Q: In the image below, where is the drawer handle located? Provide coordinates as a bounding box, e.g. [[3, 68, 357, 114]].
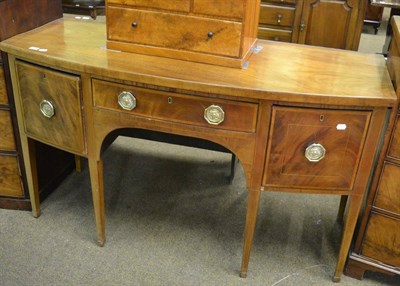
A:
[[118, 91, 137, 111], [131, 21, 138, 28], [208, 32, 214, 39], [305, 143, 326, 162], [39, 100, 55, 118], [300, 21, 306, 32], [277, 14, 283, 24], [204, 105, 224, 125]]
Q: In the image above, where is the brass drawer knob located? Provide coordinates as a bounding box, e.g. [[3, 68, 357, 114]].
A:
[[277, 14, 283, 24], [305, 143, 326, 162], [39, 100, 55, 118], [118, 91, 136, 111], [204, 105, 224, 125]]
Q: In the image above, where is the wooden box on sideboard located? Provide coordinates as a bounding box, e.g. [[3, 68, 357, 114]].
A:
[[106, 0, 261, 68]]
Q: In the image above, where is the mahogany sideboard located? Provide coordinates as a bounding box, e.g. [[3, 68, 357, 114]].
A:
[[345, 15, 400, 280], [0, 16, 396, 282]]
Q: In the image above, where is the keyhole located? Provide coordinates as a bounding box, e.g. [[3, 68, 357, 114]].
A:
[[168, 97, 173, 104], [320, 115, 324, 122]]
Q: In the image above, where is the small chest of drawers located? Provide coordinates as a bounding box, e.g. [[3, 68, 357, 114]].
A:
[[106, 0, 261, 68], [258, 0, 300, 43]]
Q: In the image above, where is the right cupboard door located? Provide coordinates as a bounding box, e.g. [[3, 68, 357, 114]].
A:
[[297, 0, 360, 50]]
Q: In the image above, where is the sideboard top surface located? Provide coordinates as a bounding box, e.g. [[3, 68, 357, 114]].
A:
[[0, 15, 396, 107]]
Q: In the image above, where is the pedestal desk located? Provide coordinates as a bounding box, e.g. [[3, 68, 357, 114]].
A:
[[0, 16, 396, 282]]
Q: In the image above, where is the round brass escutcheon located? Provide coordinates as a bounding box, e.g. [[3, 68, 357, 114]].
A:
[[39, 100, 55, 118], [305, 143, 326, 162], [204, 105, 225, 125], [118, 91, 136, 111]]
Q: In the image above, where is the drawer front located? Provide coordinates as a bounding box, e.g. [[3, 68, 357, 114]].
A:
[[388, 114, 400, 159], [258, 27, 292, 42], [0, 67, 7, 105], [107, 0, 190, 12], [92, 79, 258, 133], [263, 107, 371, 190], [0, 155, 23, 197], [263, 0, 296, 4], [361, 213, 400, 267], [107, 7, 242, 57], [192, 0, 244, 19], [16, 61, 85, 154], [374, 162, 400, 215], [0, 109, 16, 151], [259, 4, 295, 28]]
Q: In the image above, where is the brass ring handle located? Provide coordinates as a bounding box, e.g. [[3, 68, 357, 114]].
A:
[[204, 105, 225, 125], [305, 143, 326, 162], [39, 100, 55, 118], [277, 14, 283, 24], [118, 91, 137, 111]]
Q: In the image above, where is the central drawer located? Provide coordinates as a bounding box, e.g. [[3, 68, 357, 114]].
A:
[[107, 7, 242, 57], [263, 107, 371, 190], [92, 79, 258, 133]]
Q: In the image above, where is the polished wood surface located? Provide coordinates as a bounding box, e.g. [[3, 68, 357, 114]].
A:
[[0, 17, 395, 107], [345, 16, 400, 280], [264, 107, 370, 190], [16, 61, 85, 154], [0, 17, 397, 282]]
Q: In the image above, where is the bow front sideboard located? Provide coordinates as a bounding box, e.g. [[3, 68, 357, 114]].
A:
[[0, 16, 396, 282]]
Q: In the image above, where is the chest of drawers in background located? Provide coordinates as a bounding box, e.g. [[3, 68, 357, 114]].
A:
[[0, 0, 74, 210], [345, 16, 400, 280], [106, 0, 261, 68], [0, 50, 24, 200], [257, 0, 366, 50]]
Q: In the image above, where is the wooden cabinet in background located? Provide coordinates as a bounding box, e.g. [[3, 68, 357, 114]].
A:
[[345, 16, 400, 280], [364, 0, 384, 34], [258, 0, 366, 50], [0, 0, 74, 210]]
